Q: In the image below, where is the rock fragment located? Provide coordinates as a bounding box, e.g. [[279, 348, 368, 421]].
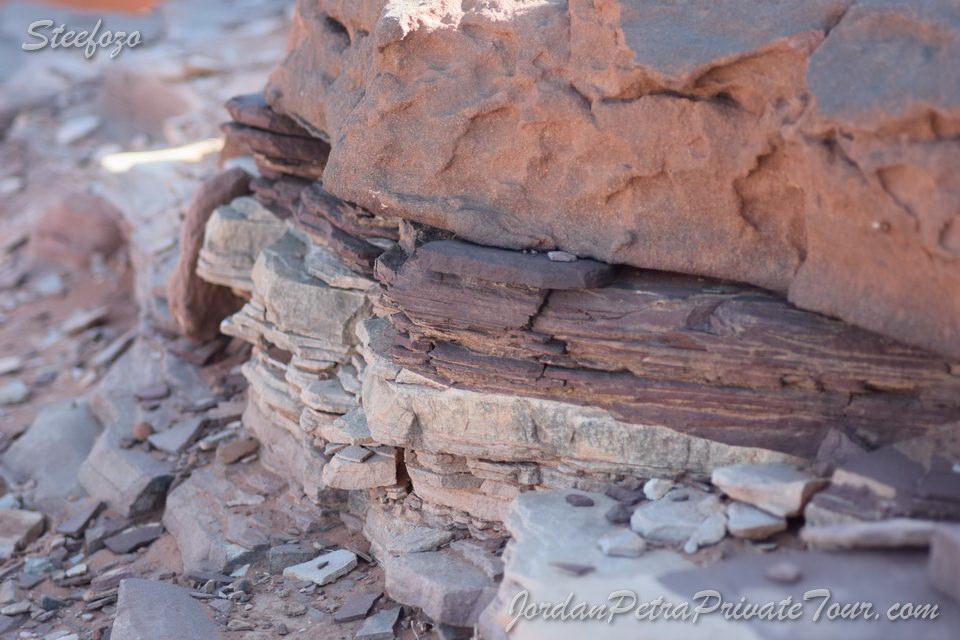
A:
[[725, 502, 787, 540], [0, 379, 29, 406], [643, 478, 675, 501], [267, 543, 316, 574], [111, 579, 221, 640], [216, 437, 259, 464], [56, 498, 104, 537], [711, 463, 826, 517], [597, 530, 647, 558], [356, 606, 400, 640], [282, 549, 357, 586], [147, 417, 206, 454], [104, 522, 164, 554], [0, 509, 44, 559], [334, 591, 381, 623], [630, 489, 718, 544]]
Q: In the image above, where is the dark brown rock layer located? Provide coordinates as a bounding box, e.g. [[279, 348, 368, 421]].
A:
[[376, 240, 960, 457]]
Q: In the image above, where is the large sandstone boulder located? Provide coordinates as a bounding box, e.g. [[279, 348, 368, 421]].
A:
[[266, 0, 960, 358]]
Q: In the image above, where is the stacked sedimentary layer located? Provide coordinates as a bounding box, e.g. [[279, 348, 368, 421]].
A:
[[266, 0, 960, 359], [372, 240, 960, 460], [199, 94, 399, 502]]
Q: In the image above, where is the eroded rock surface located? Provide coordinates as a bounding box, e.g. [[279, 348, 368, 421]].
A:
[[266, 0, 960, 358]]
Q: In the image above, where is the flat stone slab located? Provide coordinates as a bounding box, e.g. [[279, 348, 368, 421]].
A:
[[726, 501, 786, 540], [2, 400, 100, 516], [712, 463, 826, 517], [56, 498, 104, 537], [320, 408, 375, 445], [630, 488, 720, 544], [334, 591, 382, 623], [282, 549, 357, 586], [147, 417, 206, 454], [322, 447, 396, 490], [78, 433, 173, 518], [383, 550, 496, 628], [301, 378, 356, 414], [104, 522, 164, 554], [111, 579, 221, 640], [414, 240, 616, 290], [356, 606, 400, 640]]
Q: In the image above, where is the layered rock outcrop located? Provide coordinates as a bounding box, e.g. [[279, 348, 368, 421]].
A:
[[266, 0, 960, 358], [184, 2, 960, 632]]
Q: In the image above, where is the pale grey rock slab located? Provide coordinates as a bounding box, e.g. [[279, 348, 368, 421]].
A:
[[162, 466, 272, 575], [597, 530, 647, 558], [283, 549, 357, 586], [449, 539, 504, 579], [630, 488, 720, 544], [301, 378, 356, 414], [383, 550, 496, 627], [304, 242, 375, 290], [478, 490, 693, 640], [320, 407, 375, 446], [356, 606, 400, 640], [643, 477, 675, 500], [147, 417, 206, 454], [725, 501, 787, 540], [111, 579, 221, 640], [363, 505, 456, 557], [2, 400, 100, 516], [711, 463, 826, 517], [321, 449, 396, 490]]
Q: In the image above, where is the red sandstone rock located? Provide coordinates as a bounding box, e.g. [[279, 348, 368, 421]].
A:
[[29, 192, 125, 269], [167, 168, 250, 341], [266, 0, 960, 358]]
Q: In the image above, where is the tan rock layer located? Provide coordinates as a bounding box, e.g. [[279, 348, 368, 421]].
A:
[[376, 240, 960, 457]]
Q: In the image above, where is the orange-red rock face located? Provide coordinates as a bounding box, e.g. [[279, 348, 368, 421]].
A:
[[266, 0, 960, 358]]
